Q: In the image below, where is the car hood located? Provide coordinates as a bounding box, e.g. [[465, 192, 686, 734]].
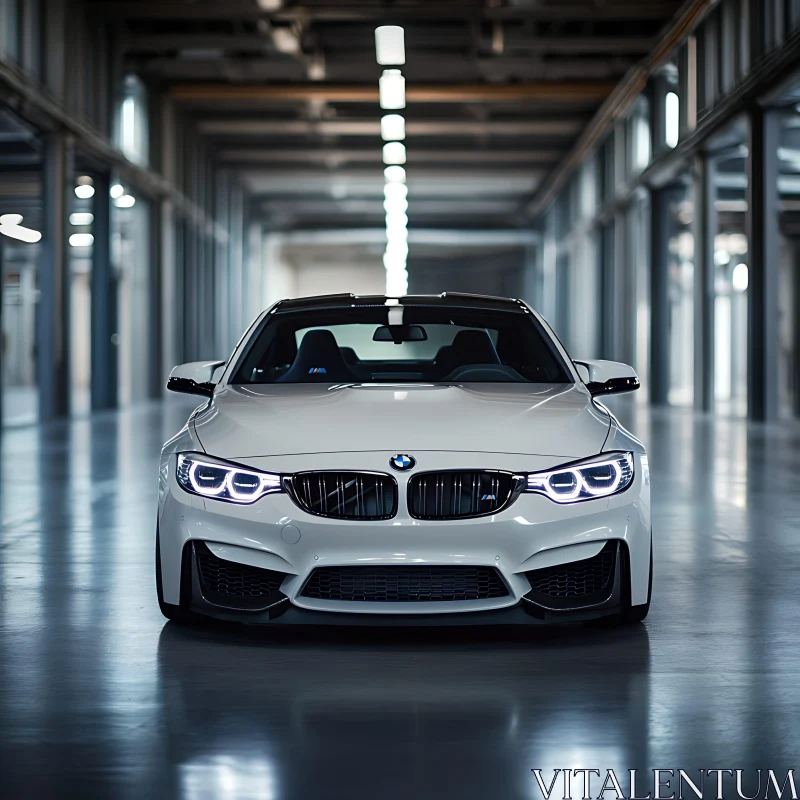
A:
[[192, 383, 610, 459]]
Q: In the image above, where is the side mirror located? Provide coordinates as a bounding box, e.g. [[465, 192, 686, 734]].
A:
[[167, 361, 226, 398], [574, 359, 640, 396]]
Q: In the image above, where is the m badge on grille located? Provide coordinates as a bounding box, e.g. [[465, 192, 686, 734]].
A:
[[390, 454, 415, 471]]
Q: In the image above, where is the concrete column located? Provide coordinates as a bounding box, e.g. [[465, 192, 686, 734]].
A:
[[158, 95, 179, 377], [229, 181, 245, 343], [148, 197, 163, 398], [746, 106, 781, 421], [183, 221, 197, 361], [649, 186, 675, 405], [746, 0, 765, 65], [693, 154, 715, 413], [245, 221, 264, 325], [159, 198, 177, 384], [600, 219, 616, 359], [37, 132, 71, 420], [90, 171, 117, 410], [214, 169, 231, 355], [175, 217, 186, 363], [0, 236, 4, 426], [519, 243, 540, 311]]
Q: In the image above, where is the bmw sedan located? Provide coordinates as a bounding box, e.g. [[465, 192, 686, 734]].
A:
[[156, 292, 651, 626]]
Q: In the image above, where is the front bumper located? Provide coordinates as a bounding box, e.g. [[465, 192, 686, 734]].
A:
[[183, 539, 627, 625], [157, 451, 651, 625]]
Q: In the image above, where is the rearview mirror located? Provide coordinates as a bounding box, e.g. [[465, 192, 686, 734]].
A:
[[372, 324, 428, 343], [167, 360, 226, 398], [574, 359, 640, 396]]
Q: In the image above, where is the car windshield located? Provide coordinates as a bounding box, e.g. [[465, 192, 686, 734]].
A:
[[230, 304, 571, 384]]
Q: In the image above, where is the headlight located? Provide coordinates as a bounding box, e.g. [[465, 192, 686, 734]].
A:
[[176, 453, 282, 504], [525, 452, 634, 503]]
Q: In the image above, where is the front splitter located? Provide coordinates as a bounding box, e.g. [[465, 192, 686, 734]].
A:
[[188, 596, 623, 627]]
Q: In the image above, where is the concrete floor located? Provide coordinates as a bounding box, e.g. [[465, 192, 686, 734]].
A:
[[1, 398, 799, 799]]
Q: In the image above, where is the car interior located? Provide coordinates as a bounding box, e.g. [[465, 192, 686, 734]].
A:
[[273, 327, 528, 383], [233, 317, 571, 385]]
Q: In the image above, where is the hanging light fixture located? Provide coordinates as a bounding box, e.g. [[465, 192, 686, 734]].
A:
[[376, 28, 410, 296], [379, 69, 405, 110], [375, 26, 405, 66], [69, 233, 95, 247], [384, 165, 406, 183], [0, 214, 42, 243], [380, 114, 406, 141], [382, 142, 407, 165]]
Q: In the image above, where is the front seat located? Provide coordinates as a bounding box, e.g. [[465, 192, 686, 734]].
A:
[[438, 329, 501, 377], [338, 346, 370, 381], [277, 330, 355, 382]]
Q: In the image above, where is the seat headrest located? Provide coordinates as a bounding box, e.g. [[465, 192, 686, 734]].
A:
[[449, 330, 501, 365], [339, 346, 360, 366], [276, 329, 355, 382], [295, 330, 342, 374]]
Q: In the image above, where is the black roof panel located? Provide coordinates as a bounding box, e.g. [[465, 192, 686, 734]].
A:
[[405, 292, 525, 311], [274, 292, 526, 314]]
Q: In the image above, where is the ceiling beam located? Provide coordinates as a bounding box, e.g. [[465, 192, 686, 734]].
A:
[[217, 148, 566, 164], [199, 118, 585, 137], [243, 167, 543, 188], [133, 56, 633, 84], [0, 131, 37, 143], [271, 228, 540, 246], [255, 195, 535, 207], [171, 81, 615, 104], [0, 177, 40, 196], [277, 3, 681, 22], [126, 33, 653, 56], [87, 1, 682, 22], [258, 198, 525, 216]]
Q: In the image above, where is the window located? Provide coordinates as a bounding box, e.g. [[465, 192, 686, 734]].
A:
[[657, 56, 687, 147], [0, 0, 20, 62], [665, 92, 680, 148], [720, 0, 737, 92], [697, 11, 722, 113], [115, 75, 149, 165], [232, 306, 572, 385], [629, 97, 651, 174], [603, 136, 616, 200]]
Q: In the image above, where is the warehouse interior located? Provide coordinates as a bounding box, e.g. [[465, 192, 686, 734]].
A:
[[1, 0, 800, 797]]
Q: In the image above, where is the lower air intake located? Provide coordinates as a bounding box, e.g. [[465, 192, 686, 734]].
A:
[[194, 541, 286, 608], [524, 541, 617, 603], [300, 565, 509, 602]]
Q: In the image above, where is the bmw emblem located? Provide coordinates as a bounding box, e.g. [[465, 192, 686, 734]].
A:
[[390, 454, 415, 471]]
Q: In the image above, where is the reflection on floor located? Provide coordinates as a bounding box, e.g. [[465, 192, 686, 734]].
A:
[[0, 398, 799, 798], [1, 385, 38, 427]]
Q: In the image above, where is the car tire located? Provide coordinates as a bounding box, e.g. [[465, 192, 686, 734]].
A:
[[156, 528, 198, 624], [618, 537, 652, 624]]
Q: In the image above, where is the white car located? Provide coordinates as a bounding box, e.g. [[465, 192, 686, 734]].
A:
[[156, 292, 651, 626]]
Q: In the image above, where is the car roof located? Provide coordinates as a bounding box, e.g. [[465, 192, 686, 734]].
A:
[[273, 292, 528, 314]]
